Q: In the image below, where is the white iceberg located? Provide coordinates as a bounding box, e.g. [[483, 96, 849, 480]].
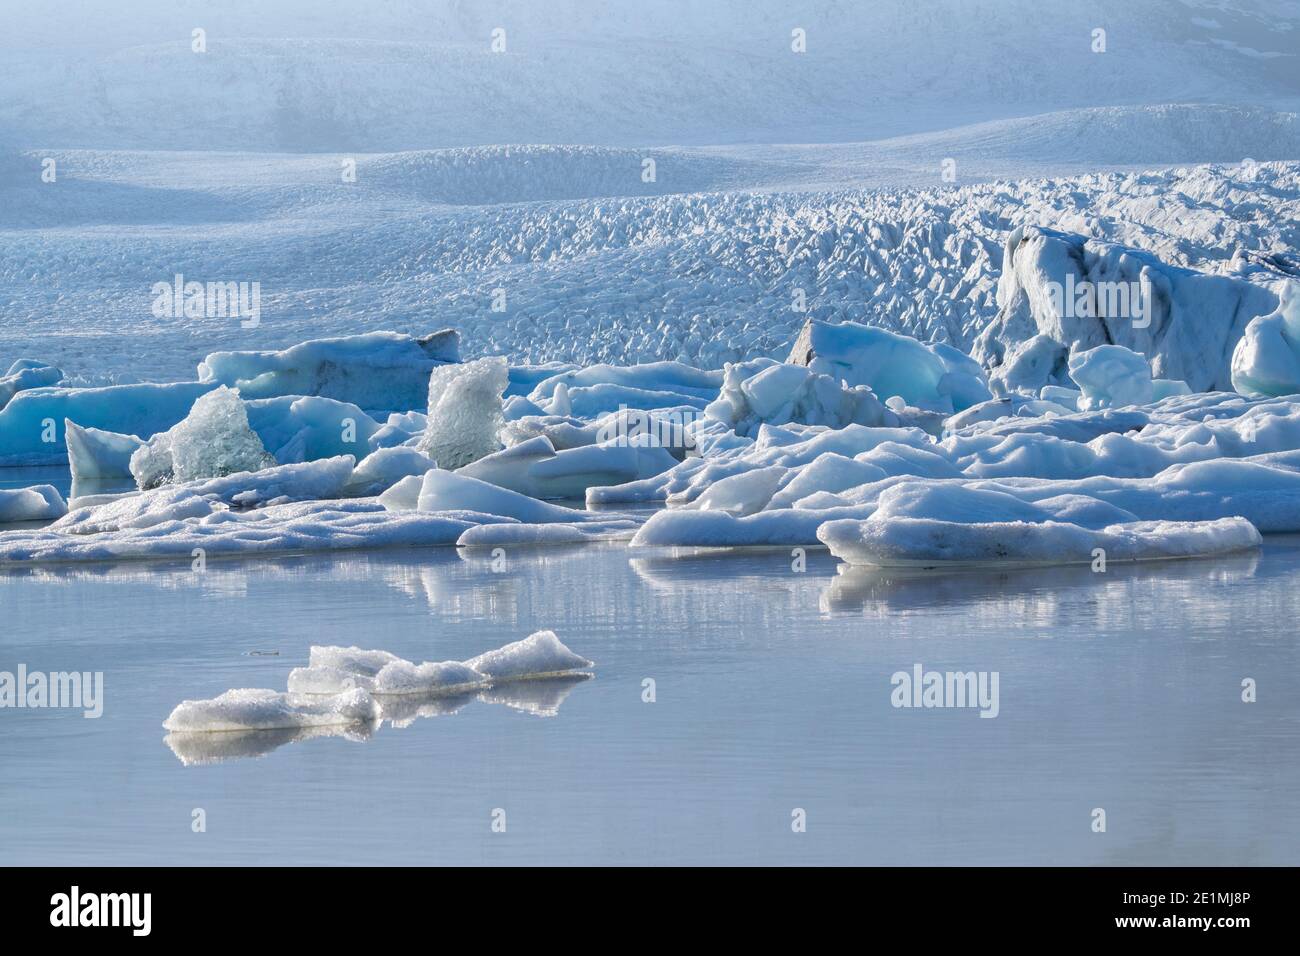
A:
[[1231, 284, 1300, 398], [344, 446, 434, 497], [198, 329, 460, 412], [818, 515, 1261, 568], [457, 435, 677, 500], [163, 687, 381, 733], [0, 485, 67, 522], [973, 225, 1278, 393], [64, 420, 144, 481], [0, 360, 62, 411], [1067, 344, 1155, 410], [787, 319, 991, 413]]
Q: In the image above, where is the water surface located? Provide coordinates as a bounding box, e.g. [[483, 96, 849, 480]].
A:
[[1, 537, 1298, 865]]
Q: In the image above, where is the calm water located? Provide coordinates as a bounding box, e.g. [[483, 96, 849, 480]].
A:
[[1, 536, 1298, 865]]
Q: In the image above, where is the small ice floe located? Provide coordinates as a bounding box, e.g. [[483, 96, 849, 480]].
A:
[[162, 686, 382, 734], [817, 515, 1262, 568], [0, 485, 67, 523], [162, 631, 595, 763]]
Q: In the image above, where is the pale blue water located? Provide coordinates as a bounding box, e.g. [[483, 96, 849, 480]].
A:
[[1, 538, 1299, 865]]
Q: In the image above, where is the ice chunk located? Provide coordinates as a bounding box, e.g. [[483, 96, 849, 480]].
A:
[[288, 648, 487, 697], [1231, 285, 1300, 398], [345, 446, 434, 496], [130, 386, 276, 487], [0, 485, 67, 522], [64, 420, 144, 481], [686, 464, 787, 516], [245, 396, 380, 464], [818, 515, 1262, 568], [705, 359, 899, 437], [0, 381, 214, 466], [163, 687, 381, 733], [1068, 344, 1154, 410], [3, 499, 502, 564], [377, 474, 423, 511], [974, 225, 1278, 393], [0, 360, 62, 411], [411, 468, 600, 523], [463, 630, 594, 682], [198, 330, 460, 412], [990, 334, 1069, 396], [417, 356, 509, 469], [458, 435, 677, 499], [787, 319, 991, 412]]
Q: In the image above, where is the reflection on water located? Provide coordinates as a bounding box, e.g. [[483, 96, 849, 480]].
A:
[[2, 537, 1299, 865]]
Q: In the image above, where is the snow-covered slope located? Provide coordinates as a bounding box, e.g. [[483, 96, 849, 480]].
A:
[[3, 1, 1297, 149]]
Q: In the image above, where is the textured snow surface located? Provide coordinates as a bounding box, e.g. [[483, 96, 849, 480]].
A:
[[165, 631, 593, 733], [4, 161, 1298, 383]]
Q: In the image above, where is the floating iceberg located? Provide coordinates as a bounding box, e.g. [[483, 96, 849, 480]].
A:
[[0, 485, 67, 522], [287, 646, 488, 697], [0, 381, 214, 466], [787, 319, 991, 413], [1231, 284, 1300, 398], [344, 446, 434, 496], [130, 386, 277, 487], [463, 630, 594, 682], [163, 687, 382, 733], [198, 329, 460, 412], [417, 356, 509, 469], [818, 515, 1261, 568], [166, 631, 593, 733], [457, 435, 677, 499], [406, 467, 610, 524], [973, 225, 1279, 393], [704, 358, 899, 437], [64, 420, 143, 481], [1067, 344, 1154, 410]]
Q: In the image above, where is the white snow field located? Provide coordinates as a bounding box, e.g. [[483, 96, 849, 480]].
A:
[[2, 0, 1299, 570]]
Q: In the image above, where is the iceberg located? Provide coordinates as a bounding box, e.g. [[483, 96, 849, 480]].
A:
[[408, 468, 608, 523], [0, 381, 215, 466], [704, 358, 899, 437], [973, 225, 1279, 393], [129, 386, 277, 487], [0, 485, 67, 522], [417, 356, 509, 469], [166, 631, 593, 733], [457, 435, 677, 500], [64, 420, 144, 481], [1231, 284, 1300, 398], [787, 319, 991, 413], [198, 329, 460, 412], [0, 360, 62, 411], [1067, 344, 1155, 410], [344, 446, 434, 497], [163, 687, 382, 733]]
